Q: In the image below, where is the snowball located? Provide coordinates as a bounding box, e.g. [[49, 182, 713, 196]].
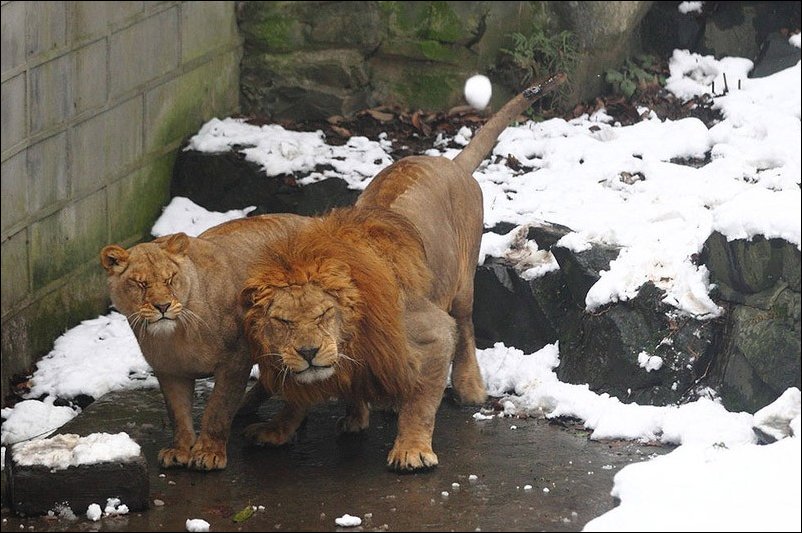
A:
[[464, 75, 492, 110], [335, 513, 362, 527], [186, 518, 210, 532], [86, 504, 102, 522]]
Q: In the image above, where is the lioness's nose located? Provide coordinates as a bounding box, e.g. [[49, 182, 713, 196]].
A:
[[296, 346, 319, 362], [154, 303, 170, 314]]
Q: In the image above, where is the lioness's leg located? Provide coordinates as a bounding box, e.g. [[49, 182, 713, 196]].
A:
[[189, 360, 251, 470], [449, 284, 487, 405], [336, 400, 370, 434], [244, 401, 308, 446], [157, 374, 196, 468], [387, 303, 455, 471]]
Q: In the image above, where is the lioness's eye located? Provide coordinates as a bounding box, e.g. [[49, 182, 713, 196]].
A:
[[271, 317, 291, 325], [166, 273, 175, 285]]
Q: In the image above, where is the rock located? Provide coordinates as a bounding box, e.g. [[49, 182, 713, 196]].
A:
[[557, 282, 718, 405], [701, 232, 800, 298], [702, 232, 801, 413], [551, 242, 622, 308], [473, 258, 574, 353], [711, 289, 801, 413], [6, 450, 149, 517], [172, 149, 358, 216], [752, 31, 802, 78]]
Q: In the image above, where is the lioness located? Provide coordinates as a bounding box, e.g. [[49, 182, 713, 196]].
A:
[[240, 76, 566, 471], [100, 213, 307, 470]]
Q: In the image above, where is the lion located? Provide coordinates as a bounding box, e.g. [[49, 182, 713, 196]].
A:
[[99, 213, 307, 471], [241, 207, 457, 471], [240, 76, 566, 471]]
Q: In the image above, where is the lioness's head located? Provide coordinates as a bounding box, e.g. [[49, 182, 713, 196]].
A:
[[242, 257, 361, 385], [100, 233, 196, 337]]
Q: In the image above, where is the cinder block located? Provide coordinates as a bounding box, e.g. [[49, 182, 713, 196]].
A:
[[29, 55, 72, 135], [1, 150, 28, 233], [1, 1, 26, 74], [30, 191, 107, 290], [1, 229, 29, 315], [181, 1, 238, 64], [6, 448, 149, 517], [73, 39, 108, 115], [70, 1, 144, 43], [70, 97, 142, 192], [25, 1, 67, 59], [1, 73, 27, 152], [109, 9, 178, 98], [27, 132, 68, 214]]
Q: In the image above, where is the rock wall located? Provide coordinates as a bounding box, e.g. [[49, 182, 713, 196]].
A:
[[238, 1, 653, 119]]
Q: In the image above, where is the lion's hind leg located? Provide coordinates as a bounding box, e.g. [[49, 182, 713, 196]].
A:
[[337, 400, 370, 434], [449, 281, 487, 405], [244, 401, 308, 446], [387, 300, 456, 472]]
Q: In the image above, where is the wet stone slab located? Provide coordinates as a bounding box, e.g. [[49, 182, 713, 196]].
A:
[[1, 383, 671, 531]]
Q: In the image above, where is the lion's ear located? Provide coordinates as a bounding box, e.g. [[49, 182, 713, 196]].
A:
[[241, 282, 274, 310], [161, 232, 190, 255], [100, 245, 129, 274], [240, 285, 260, 309]]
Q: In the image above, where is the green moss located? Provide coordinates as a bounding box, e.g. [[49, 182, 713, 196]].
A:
[[395, 70, 461, 110], [418, 39, 457, 62], [109, 154, 173, 245], [417, 1, 463, 42]]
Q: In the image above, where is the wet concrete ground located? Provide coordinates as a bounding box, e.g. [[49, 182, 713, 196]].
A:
[[1, 383, 670, 531]]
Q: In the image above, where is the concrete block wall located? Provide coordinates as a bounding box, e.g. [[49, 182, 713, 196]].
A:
[[1, 1, 242, 403]]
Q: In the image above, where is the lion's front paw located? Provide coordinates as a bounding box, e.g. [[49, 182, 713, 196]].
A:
[[244, 422, 296, 446], [386, 442, 438, 472], [188, 438, 227, 471], [158, 446, 192, 468]]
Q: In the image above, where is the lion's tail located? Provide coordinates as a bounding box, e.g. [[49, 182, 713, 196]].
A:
[[453, 72, 567, 175]]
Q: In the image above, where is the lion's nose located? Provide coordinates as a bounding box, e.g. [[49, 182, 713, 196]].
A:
[[296, 346, 319, 362], [154, 303, 170, 314]]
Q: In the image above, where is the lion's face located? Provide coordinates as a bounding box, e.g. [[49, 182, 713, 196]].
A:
[[255, 283, 347, 384], [101, 233, 196, 338]]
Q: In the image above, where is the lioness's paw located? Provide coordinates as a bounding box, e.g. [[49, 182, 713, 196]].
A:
[[386, 444, 438, 472], [244, 422, 296, 446], [158, 447, 192, 468]]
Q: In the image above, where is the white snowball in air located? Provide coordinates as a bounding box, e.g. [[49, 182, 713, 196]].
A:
[[464, 74, 492, 110]]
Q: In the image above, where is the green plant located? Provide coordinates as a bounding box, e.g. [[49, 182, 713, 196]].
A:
[[499, 28, 578, 113], [605, 54, 667, 99]]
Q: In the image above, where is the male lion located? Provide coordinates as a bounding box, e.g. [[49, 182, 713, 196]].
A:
[[100, 213, 306, 470], [240, 76, 566, 471]]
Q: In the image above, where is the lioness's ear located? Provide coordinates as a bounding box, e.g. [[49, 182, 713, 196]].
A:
[[161, 232, 189, 255], [100, 245, 129, 274]]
